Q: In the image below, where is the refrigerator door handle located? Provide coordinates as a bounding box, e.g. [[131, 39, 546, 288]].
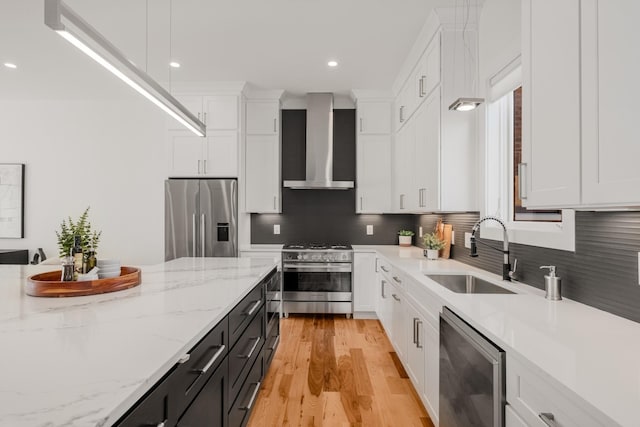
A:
[[201, 214, 206, 257], [192, 214, 197, 257]]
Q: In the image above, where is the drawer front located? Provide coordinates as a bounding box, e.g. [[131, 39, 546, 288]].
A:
[[116, 373, 172, 427], [229, 283, 265, 347], [507, 355, 610, 427], [263, 319, 280, 370], [229, 355, 264, 427], [177, 358, 228, 427], [229, 305, 265, 403], [173, 318, 228, 417]]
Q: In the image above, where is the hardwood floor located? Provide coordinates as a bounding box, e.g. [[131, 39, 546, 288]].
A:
[[247, 315, 433, 427]]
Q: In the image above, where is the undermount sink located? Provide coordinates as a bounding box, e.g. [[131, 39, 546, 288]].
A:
[[426, 274, 515, 294]]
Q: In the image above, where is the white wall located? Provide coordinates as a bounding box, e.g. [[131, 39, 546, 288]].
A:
[[0, 97, 167, 265]]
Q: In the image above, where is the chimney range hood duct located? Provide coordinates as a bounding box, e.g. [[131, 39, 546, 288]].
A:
[[283, 93, 354, 190]]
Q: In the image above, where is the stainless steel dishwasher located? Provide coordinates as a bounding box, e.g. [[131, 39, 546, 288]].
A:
[[440, 306, 506, 427]]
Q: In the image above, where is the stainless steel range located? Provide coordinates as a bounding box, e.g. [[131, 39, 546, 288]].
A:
[[282, 243, 353, 317]]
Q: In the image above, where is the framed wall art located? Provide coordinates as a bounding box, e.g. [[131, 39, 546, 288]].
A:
[[0, 164, 25, 238]]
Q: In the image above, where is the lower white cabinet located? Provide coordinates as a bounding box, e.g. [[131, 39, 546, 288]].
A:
[[422, 318, 439, 423], [168, 131, 238, 177], [245, 135, 280, 213], [389, 279, 407, 362], [405, 301, 426, 394], [377, 274, 393, 337], [353, 252, 377, 313]]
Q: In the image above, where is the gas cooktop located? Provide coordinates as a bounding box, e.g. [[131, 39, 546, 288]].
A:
[[283, 243, 352, 251]]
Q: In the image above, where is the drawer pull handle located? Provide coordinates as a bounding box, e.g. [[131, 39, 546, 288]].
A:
[[246, 299, 262, 316], [270, 334, 280, 351], [539, 413, 558, 427], [380, 266, 390, 273], [177, 354, 190, 364], [240, 337, 261, 359], [241, 381, 262, 411], [392, 294, 401, 302], [195, 344, 226, 375], [416, 320, 423, 348], [392, 276, 402, 284]]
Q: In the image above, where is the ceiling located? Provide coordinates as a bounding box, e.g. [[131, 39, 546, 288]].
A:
[[0, 0, 456, 100]]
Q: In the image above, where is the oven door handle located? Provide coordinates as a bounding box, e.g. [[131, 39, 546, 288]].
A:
[[283, 263, 352, 273]]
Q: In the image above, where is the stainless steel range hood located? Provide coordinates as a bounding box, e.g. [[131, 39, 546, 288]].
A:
[[283, 93, 354, 190]]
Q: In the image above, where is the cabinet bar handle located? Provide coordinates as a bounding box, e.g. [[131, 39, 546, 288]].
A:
[[273, 196, 277, 210], [420, 76, 427, 97], [400, 194, 405, 210], [246, 299, 262, 316], [198, 159, 201, 174], [192, 214, 197, 256], [539, 413, 559, 427], [393, 276, 402, 284], [241, 381, 262, 411], [201, 214, 205, 257], [412, 317, 418, 344], [381, 280, 386, 298], [273, 118, 277, 133], [360, 197, 363, 211], [359, 118, 363, 132], [416, 320, 423, 348], [270, 334, 280, 351], [392, 294, 401, 302], [203, 159, 207, 174], [399, 106, 405, 123], [195, 344, 226, 374], [380, 266, 390, 273], [239, 337, 261, 359], [518, 162, 528, 200]]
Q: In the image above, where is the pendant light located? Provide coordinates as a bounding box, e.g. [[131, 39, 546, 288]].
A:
[[448, 0, 484, 112], [44, 0, 206, 137]]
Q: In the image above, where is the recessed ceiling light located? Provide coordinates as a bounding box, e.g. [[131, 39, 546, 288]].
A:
[[327, 60, 338, 67], [3, 62, 17, 69], [169, 61, 181, 68]]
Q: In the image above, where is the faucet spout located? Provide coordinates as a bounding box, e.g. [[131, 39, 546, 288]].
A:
[[470, 216, 512, 281]]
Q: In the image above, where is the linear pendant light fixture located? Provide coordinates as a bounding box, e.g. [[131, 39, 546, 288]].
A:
[[44, 0, 206, 137]]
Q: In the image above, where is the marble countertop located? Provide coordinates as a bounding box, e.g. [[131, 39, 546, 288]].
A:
[[0, 257, 278, 427], [355, 245, 636, 426]]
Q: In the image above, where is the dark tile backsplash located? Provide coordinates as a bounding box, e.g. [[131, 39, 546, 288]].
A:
[[416, 212, 640, 323]]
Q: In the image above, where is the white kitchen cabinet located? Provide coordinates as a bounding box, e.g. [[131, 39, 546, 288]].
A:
[[405, 300, 426, 397], [353, 252, 377, 313], [389, 279, 407, 362], [356, 135, 391, 213], [246, 101, 279, 135], [580, 0, 640, 206], [422, 33, 441, 101], [413, 90, 440, 212], [245, 135, 280, 213], [168, 131, 238, 177], [422, 318, 439, 423], [169, 95, 239, 131], [521, 0, 582, 208], [357, 101, 392, 135], [377, 274, 393, 339], [394, 121, 417, 211]]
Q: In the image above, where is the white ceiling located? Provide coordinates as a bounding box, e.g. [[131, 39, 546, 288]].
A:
[[0, 0, 455, 100]]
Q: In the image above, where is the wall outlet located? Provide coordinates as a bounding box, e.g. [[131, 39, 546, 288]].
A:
[[273, 224, 280, 235], [451, 230, 455, 245], [419, 226, 423, 237], [366, 225, 374, 235], [464, 232, 472, 249]]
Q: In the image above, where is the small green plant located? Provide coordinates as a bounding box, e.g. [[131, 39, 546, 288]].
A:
[[398, 230, 415, 236], [55, 207, 102, 257], [423, 232, 445, 250]]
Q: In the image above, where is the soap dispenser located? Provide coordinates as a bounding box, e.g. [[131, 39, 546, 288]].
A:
[[540, 265, 562, 301]]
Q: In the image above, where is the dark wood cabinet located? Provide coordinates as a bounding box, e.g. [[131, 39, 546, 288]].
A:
[[116, 370, 173, 427], [177, 358, 228, 427]]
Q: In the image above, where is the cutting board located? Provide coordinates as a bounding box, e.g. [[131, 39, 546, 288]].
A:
[[435, 220, 453, 259]]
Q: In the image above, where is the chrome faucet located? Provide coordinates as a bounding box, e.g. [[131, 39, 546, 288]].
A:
[[470, 216, 516, 281]]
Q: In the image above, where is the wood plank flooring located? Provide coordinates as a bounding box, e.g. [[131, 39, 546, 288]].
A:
[[247, 315, 433, 427]]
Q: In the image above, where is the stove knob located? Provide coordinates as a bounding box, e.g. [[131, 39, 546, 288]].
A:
[[297, 254, 302, 260]]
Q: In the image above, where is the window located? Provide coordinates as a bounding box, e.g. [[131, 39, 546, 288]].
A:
[[482, 60, 575, 252]]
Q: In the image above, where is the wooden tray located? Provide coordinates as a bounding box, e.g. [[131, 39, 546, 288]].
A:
[[26, 267, 141, 297]]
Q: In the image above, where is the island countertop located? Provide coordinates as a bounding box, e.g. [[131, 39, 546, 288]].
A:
[[0, 257, 278, 427]]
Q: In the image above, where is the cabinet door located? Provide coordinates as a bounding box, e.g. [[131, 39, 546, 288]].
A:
[[423, 33, 441, 99], [413, 92, 440, 212], [169, 132, 204, 177], [204, 131, 238, 177], [353, 252, 377, 312], [581, 0, 640, 206], [245, 135, 280, 213], [204, 95, 238, 130], [377, 275, 393, 336], [246, 101, 279, 135], [356, 135, 391, 213], [405, 302, 425, 397], [177, 358, 228, 427], [390, 283, 406, 362], [423, 320, 439, 423], [357, 101, 391, 135], [168, 95, 204, 130], [394, 121, 417, 212], [521, 0, 581, 208]]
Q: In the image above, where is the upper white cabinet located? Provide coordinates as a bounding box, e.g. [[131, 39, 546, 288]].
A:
[[413, 90, 440, 211], [394, 119, 417, 211], [246, 101, 279, 135], [244, 99, 281, 213], [357, 101, 392, 135], [355, 98, 393, 213], [580, 0, 640, 206], [522, 0, 640, 208], [168, 131, 238, 178], [169, 95, 239, 131]]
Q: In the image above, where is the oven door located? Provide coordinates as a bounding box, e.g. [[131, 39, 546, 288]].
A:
[[282, 263, 352, 301]]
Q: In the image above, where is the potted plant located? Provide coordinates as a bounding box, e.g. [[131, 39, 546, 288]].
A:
[[55, 207, 102, 258], [423, 232, 445, 260], [398, 230, 415, 247]]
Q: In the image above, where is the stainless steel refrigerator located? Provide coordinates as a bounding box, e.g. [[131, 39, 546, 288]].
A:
[[165, 179, 238, 260]]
